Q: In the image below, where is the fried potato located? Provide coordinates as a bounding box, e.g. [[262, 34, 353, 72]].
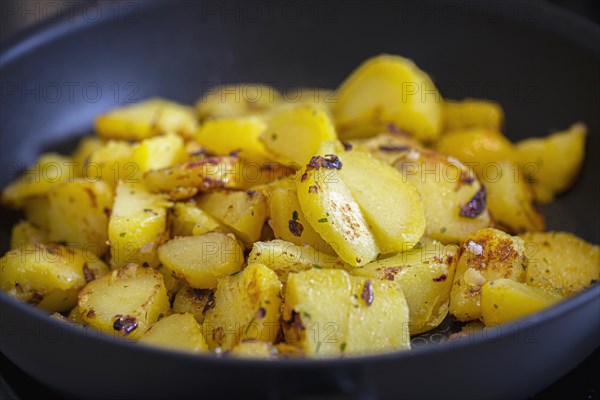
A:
[[139, 313, 208, 353]]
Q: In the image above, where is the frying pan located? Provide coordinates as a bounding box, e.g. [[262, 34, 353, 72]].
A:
[[1, 1, 599, 398]]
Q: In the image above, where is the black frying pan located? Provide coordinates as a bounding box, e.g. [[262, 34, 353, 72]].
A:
[[1, 1, 599, 399]]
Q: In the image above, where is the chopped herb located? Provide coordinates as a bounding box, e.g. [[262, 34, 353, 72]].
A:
[[433, 274, 447, 282], [291, 210, 299, 221], [440, 227, 447, 234], [340, 342, 347, 352], [315, 342, 322, 353], [318, 217, 328, 223], [271, 133, 278, 140], [312, 264, 322, 269], [143, 208, 153, 213], [119, 232, 126, 237]]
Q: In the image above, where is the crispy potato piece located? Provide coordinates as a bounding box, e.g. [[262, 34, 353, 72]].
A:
[[195, 116, 272, 162], [449, 228, 527, 322], [108, 182, 170, 269], [393, 148, 491, 244], [435, 129, 517, 178], [483, 161, 544, 233], [248, 240, 349, 283], [333, 54, 442, 141], [480, 279, 562, 326], [196, 84, 281, 120], [351, 240, 458, 335], [47, 179, 113, 256], [1, 153, 75, 208], [349, 131, 424, 165], [259, 105, 337, 165], [172, 285, 214, 324], [143, 157, 244, 199], [229, 341, 276, 358], [283, 269, 410, 356], [131, 132, 186, 173], [96, 98, 198, 140], [197, 190, 268, 244], [520, 231, 599, 297], [78, 264, 170, 339], [158, 265, 183, 301], [139, 313, 208, 353], [268, 187, 333, 253], [158, 233, 244, 289], [10, 220, 46, 249], [296, 143, 379, 267], [516, 123, 586, 204], [442, 99, 504, 132], [204, 264, 282, 350], [86, 140, 137, 188], [170, 201, 225, 237], [332, 142, 426, 254], [0, 244, 89, 312]]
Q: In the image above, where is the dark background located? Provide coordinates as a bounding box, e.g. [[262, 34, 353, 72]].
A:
[[0, 1, 598, 399]]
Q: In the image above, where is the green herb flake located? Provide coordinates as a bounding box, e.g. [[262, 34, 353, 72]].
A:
[[271, 132, 278, 141], [318, 218, 328, 223], [119, 232, 126, 237], [440, 227, 447, 233], [292, 210, 299, 221], [340, 342, 347, 352]]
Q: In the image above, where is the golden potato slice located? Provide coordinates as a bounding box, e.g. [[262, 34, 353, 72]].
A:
[[259, 105, 337, 165], [86, 140, 137, 188], [10, 220, 46, 249], [296, 144, 379, 267], [248, 240, 349, 283], [520, 231, 599, 297], [78, 264, 170, 339], [143, 157, 244, 199], [516, 123, 586, 204], [96, 98, 198, 140], [158, 232, 244, 289], [333, 54, 442, 141], [333, 142, 426, 254], [204, 264, 282, 350], [351, 240, 458, 335], [349, 131, 424, 165], [435, 128, 517, 178], [449, 228, 527, 322], [393, 148, 491, 244], [196, 83, 281, 120], [197, 190, 268, 244], [442, 99, 504, 132], [0, 244, 89, 312], [170, 201, 225, 237], [139, 313, 208, 353], [1, 153, 75, 208], [480, 279, 562, 326], [268, 187, 333, 253], [108, 182, 170, 269], [172, 285, 214, 324], [47, 179, 113, 256], [130, 132, 186, 173], [483, 161, 544, 233], [195, 116, 272, 162]]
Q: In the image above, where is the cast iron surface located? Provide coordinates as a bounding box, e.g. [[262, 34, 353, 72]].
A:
[[0, 1, 599, 399]]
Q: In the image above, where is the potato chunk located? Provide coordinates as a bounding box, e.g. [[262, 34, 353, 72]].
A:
[[1, 244, 88, 312], [78, 264, 170, 339], [393, 148, 491, 243], [158, 233, 244, 289], [108, 182, 169, 269], [268, 187, 333, 253], [333, 54, 442, 141], [195, 116, 272, 162], [480, 279, 562, 326], [296, 144, 379, 266], [86, 140, 137, 188], [139, 313, 208, 353], [483, 161, 544, 233], [349, 131, 424, 165], [172, 285, 214, 324], [130, 132, 185, 173], [197, 190, 268, 244], [283, 269, 410, 356], [143, 157, 244, 199], [516, 123, 586, 204], [248, 240, 349, 283], [449, 228, 527, 322], [442, 99, 504, 132], [1, 153, 75, 207], [47, 179, 113, 255], [170, 201, 225, 237], [96, 98, 198, 140], [435, 129, 517, 178], [351, 240, 458, 334], [520, 231, 599, 297], [333, 142, 426, 254], [10, 220, 46, 249], [195, 83, 281, 120], [204, 264, 282, 350], [259, 105, 337, 165]]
